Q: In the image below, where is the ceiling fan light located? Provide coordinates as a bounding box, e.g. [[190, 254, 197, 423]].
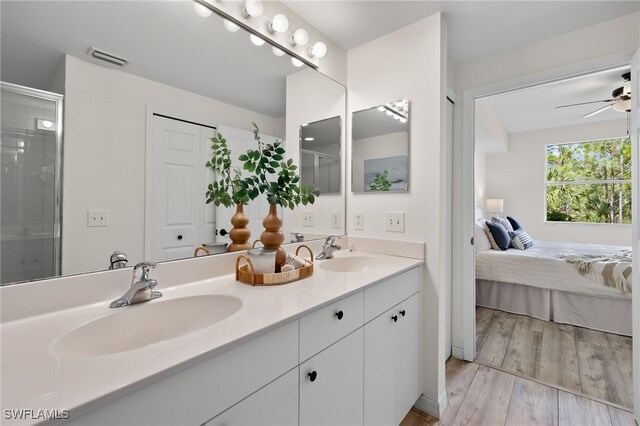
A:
[[612, 99, 631, 112]]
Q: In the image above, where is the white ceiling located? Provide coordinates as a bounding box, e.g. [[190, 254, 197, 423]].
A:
[[482, 66, 631, 134], [281, 1, 639, 64], [1, 1, 305, 117]]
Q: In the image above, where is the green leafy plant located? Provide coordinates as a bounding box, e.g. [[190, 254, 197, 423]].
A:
[[369, 169, 391, 191], [205, 132, 253, 207], [238, 123, 317, 209]]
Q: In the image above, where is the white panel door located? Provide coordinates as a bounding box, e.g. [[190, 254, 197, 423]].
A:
[[630, 47, 639, 424], [300, 329, 364, 426], [395, 294, 421, 424], [364, 307, 396, 426], [148, 115, 214, 261]]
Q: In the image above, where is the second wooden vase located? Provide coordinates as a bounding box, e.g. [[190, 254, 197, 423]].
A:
[[227, 204, 251, 252], [260, 204, 286, 272]]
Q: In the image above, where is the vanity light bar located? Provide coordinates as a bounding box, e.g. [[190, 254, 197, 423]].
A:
[[88, 47, 128, 67], [380, 106, 407, 120], [191, 0, 321, 69]]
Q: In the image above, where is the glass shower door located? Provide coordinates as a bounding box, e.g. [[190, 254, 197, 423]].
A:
[[1, 83, 63, 284]]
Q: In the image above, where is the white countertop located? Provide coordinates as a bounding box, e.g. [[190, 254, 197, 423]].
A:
[[0, 250, 423, 425]]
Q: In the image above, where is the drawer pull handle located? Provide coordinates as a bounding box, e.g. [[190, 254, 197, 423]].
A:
[[391, 315, 398, 322], [308, 371, 318, 382], [335, 310, 344, 320], [399, 310, 406, 317]]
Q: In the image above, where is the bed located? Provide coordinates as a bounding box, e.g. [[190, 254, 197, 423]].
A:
[[475, 240, 632, 336]]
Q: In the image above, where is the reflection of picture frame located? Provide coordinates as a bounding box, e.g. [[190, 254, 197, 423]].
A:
[[364, 155, 408, 191]]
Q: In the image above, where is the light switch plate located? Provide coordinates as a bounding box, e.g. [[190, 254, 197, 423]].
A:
[[330, 211, 341, 229], [302, 211, 315, 227], [353, 211, 364, 231], [87, 210, 109, 227], [385, 211, 405, 232]]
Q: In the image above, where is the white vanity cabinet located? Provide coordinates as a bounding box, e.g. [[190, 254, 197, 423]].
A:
[[364, 271, 421, 426]]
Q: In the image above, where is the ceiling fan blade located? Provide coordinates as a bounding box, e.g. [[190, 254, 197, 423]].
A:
[[555, 99, 614, 109], [582, 104, 613, 119]]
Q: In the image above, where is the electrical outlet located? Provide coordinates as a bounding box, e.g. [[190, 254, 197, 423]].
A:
[[302, 211, 315, 227], [385, 211, 405, 232], [353, 211, 364, 231], [87, 210, 109, 227], [330, 211, 341, 229]]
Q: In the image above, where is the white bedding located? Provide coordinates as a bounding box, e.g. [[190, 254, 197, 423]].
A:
[[475, 240, 631, 299]]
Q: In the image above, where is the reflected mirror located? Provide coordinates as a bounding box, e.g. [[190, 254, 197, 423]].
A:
[[300, 116, 341, 195], [0, 1, 346, 286], [352, 100, 410, 193]]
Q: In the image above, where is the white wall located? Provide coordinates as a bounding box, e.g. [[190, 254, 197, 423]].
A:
[[284, 68, 346, 239], [352, 131, 408, 192], [482, 118, 630, 246], [62, 55, 284, 274], [347, 13, 448, 413], [451, 12, 640, 353]]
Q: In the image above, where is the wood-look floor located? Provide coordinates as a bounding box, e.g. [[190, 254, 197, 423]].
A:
[[475, 307, 633, 409], [400, 358, 635, 426]]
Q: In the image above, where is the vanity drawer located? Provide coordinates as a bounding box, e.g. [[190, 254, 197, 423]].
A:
[[300, 291, 363, 362], [364, 267, 420, 322]]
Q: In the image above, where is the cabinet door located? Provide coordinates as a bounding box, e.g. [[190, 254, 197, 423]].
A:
[[206, 368, 298, 426], [363, 307, 397, 426], [300, 328, 364, 426], [395, 294, 420, 424]]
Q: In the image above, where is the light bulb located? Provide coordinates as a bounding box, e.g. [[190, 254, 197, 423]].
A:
[[193, 2, 213, 17], [291, 57, 304, 67], [250, 34, 265, 46], [304, 137, 315, 141], [242, 0, 263, 19], [272, 46, 285, 57], [400, 118, 407, 123], [291, 28, 309, 46], [393, 114, 400, 120], [42, 120, 54, 128], [268, 14, 289, 34], [377, 106, 385, 112], [385, 110, 392, 116], [309, 42, 327, 58], [223, 19, 240, 33]]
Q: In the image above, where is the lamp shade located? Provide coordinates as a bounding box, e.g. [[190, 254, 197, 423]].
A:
[[486, 198, 504, 213]]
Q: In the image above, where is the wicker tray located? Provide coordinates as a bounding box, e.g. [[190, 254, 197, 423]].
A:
[[236, 245, 314, 286]]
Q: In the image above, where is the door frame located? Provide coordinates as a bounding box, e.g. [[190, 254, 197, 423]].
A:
[[144, 105, 217, 259], [460, 52, 636, 362]]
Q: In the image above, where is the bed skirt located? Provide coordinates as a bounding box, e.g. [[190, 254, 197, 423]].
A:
[[476, 279, 631, 336]]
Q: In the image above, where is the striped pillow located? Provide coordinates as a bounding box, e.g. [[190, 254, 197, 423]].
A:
[[509, 229, 533, 250]]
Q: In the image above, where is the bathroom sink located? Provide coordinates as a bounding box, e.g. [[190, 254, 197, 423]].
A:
[[51, 295, 242, 358], [319, 256, 382, 272]]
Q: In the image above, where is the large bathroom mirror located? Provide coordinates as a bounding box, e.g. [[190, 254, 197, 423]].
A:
[[0, 1, 346, 286], [351, 100, 410, 193]]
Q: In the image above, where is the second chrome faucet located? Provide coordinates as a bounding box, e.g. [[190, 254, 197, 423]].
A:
[[109, 261, 162, 308]]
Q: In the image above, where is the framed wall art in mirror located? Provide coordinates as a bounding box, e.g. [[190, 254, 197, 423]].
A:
[[351, 99, 410, 193]]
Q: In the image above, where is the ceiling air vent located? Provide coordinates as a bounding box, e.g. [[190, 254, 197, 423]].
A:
[[87, 47, 129, 67]]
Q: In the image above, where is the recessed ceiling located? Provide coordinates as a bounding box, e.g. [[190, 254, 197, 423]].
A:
[[482, 66, 631, 134], [281, 1, 639, 64], [1, 1, 306, 117]]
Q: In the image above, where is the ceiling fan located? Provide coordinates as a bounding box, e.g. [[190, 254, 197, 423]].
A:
[[555, 72, 631, 118]]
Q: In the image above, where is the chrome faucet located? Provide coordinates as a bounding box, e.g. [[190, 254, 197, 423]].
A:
[[109, 261, 162, 308], [315, 236, 342, 260]]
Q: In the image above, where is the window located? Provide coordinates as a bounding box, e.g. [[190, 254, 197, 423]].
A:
[[546, 137, 631, 224]]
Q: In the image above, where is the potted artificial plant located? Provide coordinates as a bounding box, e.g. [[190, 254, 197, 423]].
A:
[[239, 123, 317, 270], [206, 131, 257, 252]]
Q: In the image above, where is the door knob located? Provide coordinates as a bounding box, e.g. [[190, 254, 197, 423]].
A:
[[308, 371, 318, 382], [219, 229, 228, 236]]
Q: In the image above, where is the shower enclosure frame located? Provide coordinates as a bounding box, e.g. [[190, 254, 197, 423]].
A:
[[1, 82, 64, 278]]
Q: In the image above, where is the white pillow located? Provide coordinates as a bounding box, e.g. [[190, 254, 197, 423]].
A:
[[474, 222, 492, 251]]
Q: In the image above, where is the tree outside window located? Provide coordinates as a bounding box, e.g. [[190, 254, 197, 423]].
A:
[[546, 138, 631, 224]]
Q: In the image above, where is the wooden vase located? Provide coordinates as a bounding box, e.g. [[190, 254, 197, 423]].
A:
[[260, 204, 286, 272], [227, 204, 252, 252]]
